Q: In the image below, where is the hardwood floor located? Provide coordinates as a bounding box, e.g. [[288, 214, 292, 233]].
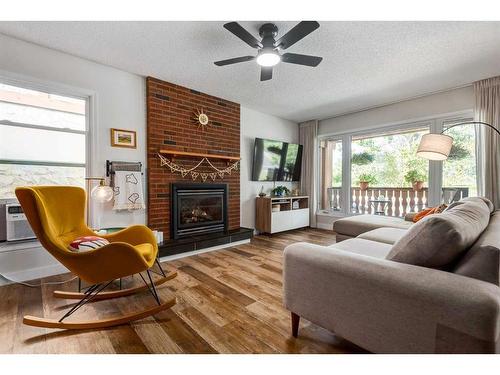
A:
[[0, 228, 365, 354]]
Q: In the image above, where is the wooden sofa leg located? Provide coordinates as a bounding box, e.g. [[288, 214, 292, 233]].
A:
[[291, 312, 300, 338]]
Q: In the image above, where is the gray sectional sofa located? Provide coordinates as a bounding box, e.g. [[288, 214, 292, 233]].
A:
[[283, 197, 500, 353]]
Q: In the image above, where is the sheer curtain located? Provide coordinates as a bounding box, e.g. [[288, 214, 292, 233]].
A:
[[475, 76, 500, 208], [299, 120, 318, 227]]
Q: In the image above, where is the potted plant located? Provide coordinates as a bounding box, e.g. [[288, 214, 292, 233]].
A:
[[404, 169, 427, 191], [358, 173, 377, 191], [271, 185, 291, 197]]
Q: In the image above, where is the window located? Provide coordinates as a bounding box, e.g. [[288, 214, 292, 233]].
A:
[[0, 82, 87, 199], [350, 126, 430, 215], [441, 119, 477, 202], [351, 127, 429, 188], [318, 114, 477, 218]]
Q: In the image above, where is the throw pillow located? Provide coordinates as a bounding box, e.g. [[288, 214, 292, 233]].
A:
[[386, 200, 490, 268], [412, 204, 447, 222], [444, 201, 464, 211], [461, 196, 495, 213], [68, 236, 110, 252], [412, 207, 434, 222], [444, 197, 494, 213]]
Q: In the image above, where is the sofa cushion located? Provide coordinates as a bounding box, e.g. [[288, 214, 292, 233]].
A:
[[329, 238, 392, 259], [453, 210, 500, 285], [357, 228, 408, 245], [333, 214, 413, 238], [386, 200, 490, 268], [445, 196, 494, 213], [461, 196, 495, 213]]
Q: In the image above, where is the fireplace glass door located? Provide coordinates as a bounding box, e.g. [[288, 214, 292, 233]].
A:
[[172, 185, 228, 238]]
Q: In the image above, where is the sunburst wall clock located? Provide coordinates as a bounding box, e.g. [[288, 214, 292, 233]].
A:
[[193, 108, 211, 130]]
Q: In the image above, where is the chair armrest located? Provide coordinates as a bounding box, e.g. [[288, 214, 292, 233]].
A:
[[63, 242, 151, 284], [283, 242, 500, 353], [101, 225, 157, 248]]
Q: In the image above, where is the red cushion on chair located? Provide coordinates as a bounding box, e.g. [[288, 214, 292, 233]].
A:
[[68, 236, 110, 252]]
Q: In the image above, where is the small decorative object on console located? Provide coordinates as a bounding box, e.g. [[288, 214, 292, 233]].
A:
[[258, 185, 267, 197], [271, 185, 290, 197]]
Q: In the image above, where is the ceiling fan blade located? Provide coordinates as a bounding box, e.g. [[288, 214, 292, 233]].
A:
[[260, 67, 273, 81], [214, 56, 255, 66], [223, 22, 263, 49], [281, 53, 323, 67], [275, 21, 320, 50]]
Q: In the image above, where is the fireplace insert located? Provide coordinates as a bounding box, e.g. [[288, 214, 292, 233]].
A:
[[171, 183, 228, 239]]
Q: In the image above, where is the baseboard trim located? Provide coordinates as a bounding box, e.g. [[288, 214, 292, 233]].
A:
[[159, 239, 251, 262], [316, 222, 333, 230]]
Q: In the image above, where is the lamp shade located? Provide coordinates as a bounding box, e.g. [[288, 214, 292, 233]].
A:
[[416, 133, 453, 161], [91, 182, 114, 202]]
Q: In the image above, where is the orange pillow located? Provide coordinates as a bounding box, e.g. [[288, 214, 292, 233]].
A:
[[412, 204, 447, 222], [413, 208, 435, 222]]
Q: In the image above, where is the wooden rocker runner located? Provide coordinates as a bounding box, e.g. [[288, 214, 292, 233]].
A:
[[16, 186, 177, 330]]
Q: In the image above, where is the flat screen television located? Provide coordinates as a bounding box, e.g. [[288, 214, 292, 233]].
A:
[[251, 138, 303, 181]]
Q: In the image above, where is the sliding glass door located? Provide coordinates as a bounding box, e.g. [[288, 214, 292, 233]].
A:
[[319, 139, 343, 212], [441, 119, 476, 201], [318, 114, 477, 218], [350, 126, 430, 216]]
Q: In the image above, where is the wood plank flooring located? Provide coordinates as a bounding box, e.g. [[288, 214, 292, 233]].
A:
[[0, 228, 365, 354]]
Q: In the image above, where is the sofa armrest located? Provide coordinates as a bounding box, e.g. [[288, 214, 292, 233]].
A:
[[283, 242, 500, 353], [404, 212, 417, 221]]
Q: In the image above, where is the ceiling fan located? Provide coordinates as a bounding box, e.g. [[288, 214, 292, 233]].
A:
[[214, 21, 323, 81]]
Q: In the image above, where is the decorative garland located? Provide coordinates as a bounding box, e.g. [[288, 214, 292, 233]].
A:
[[157, 153, 239, 181]]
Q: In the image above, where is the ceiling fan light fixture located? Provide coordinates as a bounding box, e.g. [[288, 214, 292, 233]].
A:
[[215, 21, 322, 81], [256, 51, 280, 67]]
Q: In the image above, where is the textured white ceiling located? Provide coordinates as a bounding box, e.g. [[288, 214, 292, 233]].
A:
[[1, 21, 500, 122]]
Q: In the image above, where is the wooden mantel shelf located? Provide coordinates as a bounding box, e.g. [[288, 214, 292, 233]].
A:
[[159, 149, 240, 161]]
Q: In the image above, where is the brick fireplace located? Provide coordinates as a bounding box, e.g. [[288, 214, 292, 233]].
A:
[[146, 77, 240, 239]]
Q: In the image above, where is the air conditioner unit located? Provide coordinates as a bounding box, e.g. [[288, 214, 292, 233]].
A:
[[6, 203, 36, 242]]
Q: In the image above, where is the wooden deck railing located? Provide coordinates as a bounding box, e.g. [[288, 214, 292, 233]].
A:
[[326, 187, 469, 217]]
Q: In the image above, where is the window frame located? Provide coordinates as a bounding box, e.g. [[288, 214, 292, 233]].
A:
[[0, 70, 96, 198], [317, 110, 474, 217]]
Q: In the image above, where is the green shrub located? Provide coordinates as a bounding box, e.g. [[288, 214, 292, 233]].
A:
[[351, 152, 375, 165], [448, 143, 470, 160]]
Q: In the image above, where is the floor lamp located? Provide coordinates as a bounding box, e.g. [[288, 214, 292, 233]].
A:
[[416, 121, 498, 161], [85, 177, 114, 228]]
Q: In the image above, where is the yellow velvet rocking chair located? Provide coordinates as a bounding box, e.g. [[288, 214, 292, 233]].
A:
[[15, 185, 177, 330]]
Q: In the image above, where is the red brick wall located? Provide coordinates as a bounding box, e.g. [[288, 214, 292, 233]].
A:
[[146, 77, 240, 237]]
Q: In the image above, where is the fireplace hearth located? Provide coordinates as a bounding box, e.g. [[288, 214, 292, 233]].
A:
[[171, 183, 228, 239]]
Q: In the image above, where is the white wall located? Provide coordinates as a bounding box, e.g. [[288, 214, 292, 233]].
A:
[[0, 33, 147, 227], [319, 86, 473, 136], [240, 106, 299, 229], [0, 33, 147, 285]]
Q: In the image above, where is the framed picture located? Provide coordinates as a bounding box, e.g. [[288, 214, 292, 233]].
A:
[[111, 128, 137, 148]]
